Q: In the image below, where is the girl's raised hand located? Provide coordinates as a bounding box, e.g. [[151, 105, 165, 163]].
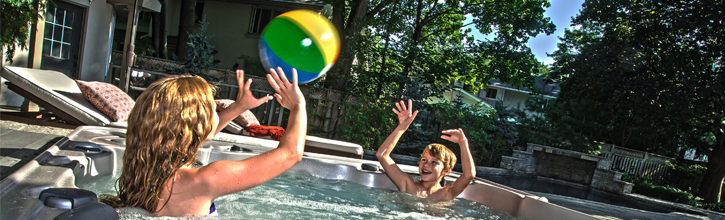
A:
[[235, 69, 274, 111], [393, 99, 419, 129], [266, 67, 305, 109], [441, 128, 467, 145]]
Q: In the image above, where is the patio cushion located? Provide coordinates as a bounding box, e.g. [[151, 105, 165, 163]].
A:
[[245, 125, 285, 141], [75, 80, 135, 122], [1, 66, 112, 126], [214, 99, 260, 127]]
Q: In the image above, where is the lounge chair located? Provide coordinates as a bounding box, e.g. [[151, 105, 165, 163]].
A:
[[1, 66, 363, 158], [1, 66, 127, 128]]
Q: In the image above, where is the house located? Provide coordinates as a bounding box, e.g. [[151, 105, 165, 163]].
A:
[[1, 0, 325, 108], [475, 77, 560, 116], [1, 0, 160, 107], [426, 88, 494, 111], [427, 77, 560, 116]]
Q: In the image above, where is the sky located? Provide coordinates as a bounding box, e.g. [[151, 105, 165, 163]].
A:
[[466, 0, 585, 64]]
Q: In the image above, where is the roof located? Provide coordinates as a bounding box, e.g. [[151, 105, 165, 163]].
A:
[[488, 77, 560, 97]]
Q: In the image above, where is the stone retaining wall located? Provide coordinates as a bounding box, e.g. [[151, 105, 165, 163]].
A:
[[501, 144, 633, 194]]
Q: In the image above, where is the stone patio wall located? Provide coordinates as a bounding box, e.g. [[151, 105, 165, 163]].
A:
[[501, 143, 633, 194]]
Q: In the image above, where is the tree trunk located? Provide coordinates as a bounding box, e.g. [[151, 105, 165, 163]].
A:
[[700, 160, 724, 203], [159, 0, 168, 59], [176, 0, 196, 60], [699, 135, 725, 203], [325, 0, 370, 91], [152, 12, 160, 57]]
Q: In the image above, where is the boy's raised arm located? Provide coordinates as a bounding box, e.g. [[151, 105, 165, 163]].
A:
[[376, 99, 418, 192], [441, 128, 476, 198]]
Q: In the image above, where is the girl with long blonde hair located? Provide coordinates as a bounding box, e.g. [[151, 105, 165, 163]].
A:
[[101, 68, 307, 216]]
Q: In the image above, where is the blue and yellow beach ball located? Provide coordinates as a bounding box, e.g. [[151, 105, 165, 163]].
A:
[[259, 10, 340, 84]]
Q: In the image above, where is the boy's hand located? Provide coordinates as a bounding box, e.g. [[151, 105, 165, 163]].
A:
[[441, 128, 468, 145], [234, 69, 274, 111], [393, 99, 419, 129], [266, 67, 306, 109]]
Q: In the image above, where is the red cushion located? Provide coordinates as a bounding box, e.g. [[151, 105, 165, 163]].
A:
[[214, 99, 260, 127], [75, 80, 135, 122], [245, 125, 285, 141]]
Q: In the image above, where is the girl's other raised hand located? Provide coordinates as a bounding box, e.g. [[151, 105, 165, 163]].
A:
[[234, 69, 273, 111]]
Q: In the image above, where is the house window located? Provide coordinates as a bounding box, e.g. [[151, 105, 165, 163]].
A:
[[248, 7, 285, 34], [42, 7, 75, 59], [485, 88, 498, 99], [138, 11, 152, 23]]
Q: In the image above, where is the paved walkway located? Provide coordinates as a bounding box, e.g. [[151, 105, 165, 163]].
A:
[[0, 120, 73, 180], [1, 119, 724, 219], [529, 191, 725, 220]]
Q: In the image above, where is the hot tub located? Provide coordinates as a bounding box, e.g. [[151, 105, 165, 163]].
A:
[[0, 126, 597, 219]]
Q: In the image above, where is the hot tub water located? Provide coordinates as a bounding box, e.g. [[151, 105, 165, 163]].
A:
[[81, 172, 523, 219]]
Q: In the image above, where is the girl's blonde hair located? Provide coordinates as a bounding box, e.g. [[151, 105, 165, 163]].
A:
[[422, 143, 457, 172], [101, 75, 215, 213]]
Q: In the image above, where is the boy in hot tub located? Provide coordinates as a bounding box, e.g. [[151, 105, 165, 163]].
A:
[[376, 99, 476, 200]]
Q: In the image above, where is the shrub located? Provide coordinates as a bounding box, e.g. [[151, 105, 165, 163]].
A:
[[688, 200, 725, 213], [623, 174, 693, 203], [337, 97, 396, 150]]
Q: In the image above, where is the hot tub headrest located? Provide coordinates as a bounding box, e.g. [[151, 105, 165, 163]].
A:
[[39, 188, 97, 209], [53, 203, 119, 220], [40, 188, 119, 220]]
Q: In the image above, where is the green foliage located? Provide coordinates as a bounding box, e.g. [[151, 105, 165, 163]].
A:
[[548, 0, 724, 202], [328, 0, 555, 95], [622, 174, 693, 203], [485, 100, 519, 166], [337, 97, 396, 150], [432, 101, 495, 166], [134, 40, 156, 57], [689, 200, 725, 213], [168, 21, 224, 83], [666, 161, 707, 179], [1, 0, 49, 63]]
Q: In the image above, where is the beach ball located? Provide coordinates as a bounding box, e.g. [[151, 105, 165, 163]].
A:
[[259, 10, 340, 84]]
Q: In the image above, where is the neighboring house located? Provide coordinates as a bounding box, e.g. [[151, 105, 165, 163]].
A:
[[477, 77, 560, 116], [427, 77, 560, 116], [426, 87, 494, 111]]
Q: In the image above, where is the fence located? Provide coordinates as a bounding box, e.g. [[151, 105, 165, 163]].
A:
[[107, 51, 354, 138], [600, 143, 706, 191]]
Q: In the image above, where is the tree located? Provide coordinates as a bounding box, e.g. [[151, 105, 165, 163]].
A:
[[152, 0, 168, 59], [175, 0, 196, 60], [550, 0, 724, 203], [331, 0, 555, 159], [324, 0, 394, 90], [1, 0, 48, 64], [168, 22, 221, 82], [324, 0, 555, 92]]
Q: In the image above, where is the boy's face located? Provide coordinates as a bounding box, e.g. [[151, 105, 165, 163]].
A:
[[419, 152, 449, 182]]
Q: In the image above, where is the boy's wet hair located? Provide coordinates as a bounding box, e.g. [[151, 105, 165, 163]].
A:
[[422, 143, 457, 173]]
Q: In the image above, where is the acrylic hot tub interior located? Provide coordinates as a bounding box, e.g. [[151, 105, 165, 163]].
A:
[[481, 174, 676, 213], [0, 126, 598, 220]]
